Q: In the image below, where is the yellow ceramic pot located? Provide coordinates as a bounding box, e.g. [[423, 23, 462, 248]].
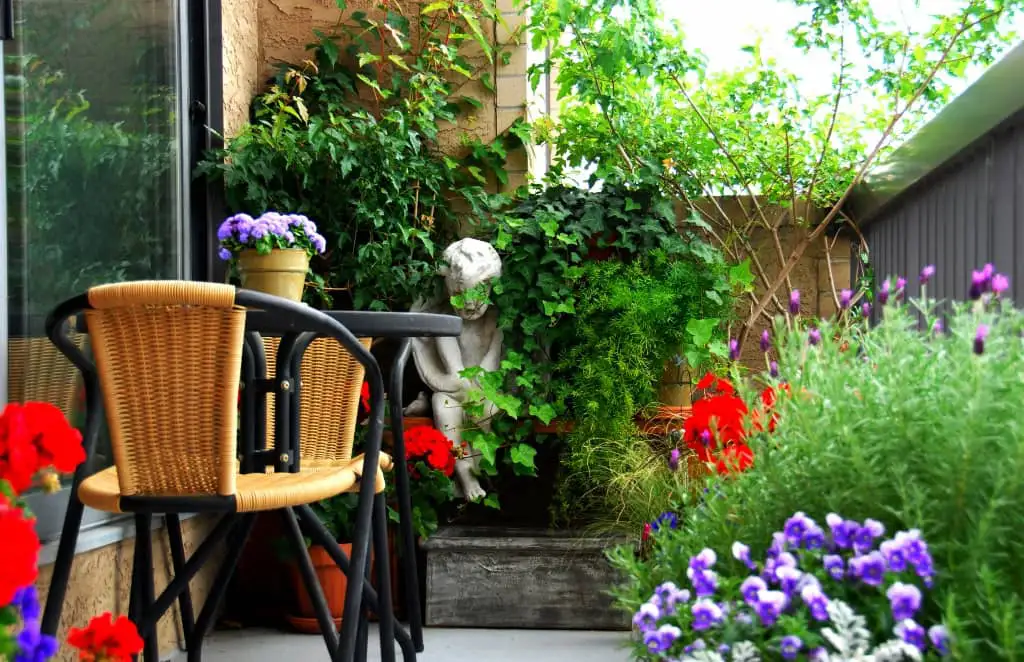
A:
[[237, 248, 310, 302]]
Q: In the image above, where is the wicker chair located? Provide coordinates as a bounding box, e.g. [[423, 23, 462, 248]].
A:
[[7, 329, 85, 418], [38, 282, 394, 662]]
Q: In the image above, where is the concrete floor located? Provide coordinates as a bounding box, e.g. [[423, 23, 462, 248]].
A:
[[203, 627, 631, 662]]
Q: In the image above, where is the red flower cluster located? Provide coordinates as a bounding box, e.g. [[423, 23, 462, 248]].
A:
[[0, 496, 40, 605], [404, 425, 456, 477], [0, 401, 85, 494], [682, 374, 759, 476], [359, 382, 370, 414], [68, 613, 144, 662]]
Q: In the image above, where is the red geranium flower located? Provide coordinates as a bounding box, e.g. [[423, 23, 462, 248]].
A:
[[0, 402, 85, 493], [68, 612, 144, 662], [752, 383, 791, 433], [715, 442, 755, 476], [683, 387, 748, 462], [695, 373, 735, 395], [404, 425, 456, 478], [0, 496, 41, 605], [359, 382, 371, 414]]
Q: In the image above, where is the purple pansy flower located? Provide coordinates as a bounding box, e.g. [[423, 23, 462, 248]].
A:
[[880, 539, 909, 572], [732, 542, 757, 570], [800, 584, 830, 621], [754, 590, 788, 627], [823, 554, 845, 581], [783, 512, 812, 547], [896, 619, 927, 650], [780, 635, 803, 660], [690, 599, 724, 631], [632, 602, 660, 631], [929, 624, 951, 656], [740, 576, 767, 604], [850, 551, 887, 587], [887, 582, 923, 621], [643, 624, 682, 654]]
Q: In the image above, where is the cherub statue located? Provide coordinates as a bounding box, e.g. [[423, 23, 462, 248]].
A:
[[408, 238, 503, 501]]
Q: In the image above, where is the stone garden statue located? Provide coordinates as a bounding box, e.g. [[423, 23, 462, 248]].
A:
[[408, 238, 503, 501]]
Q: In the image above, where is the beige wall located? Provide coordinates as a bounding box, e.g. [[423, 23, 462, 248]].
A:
[[37, 515, 224, 662], [692, 197, 852, 370], [221, 0, 532, 189]]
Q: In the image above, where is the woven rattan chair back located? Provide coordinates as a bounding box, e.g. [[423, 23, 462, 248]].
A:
[[84, 281, 245, 498], [8, 327, 86, 419], [262, 336, 370, 465]]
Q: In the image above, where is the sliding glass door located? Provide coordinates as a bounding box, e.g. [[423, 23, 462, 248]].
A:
[[2, 0, 191, 540]]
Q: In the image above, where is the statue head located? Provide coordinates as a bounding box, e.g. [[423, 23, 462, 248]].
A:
[[439, 238, 502, 321]]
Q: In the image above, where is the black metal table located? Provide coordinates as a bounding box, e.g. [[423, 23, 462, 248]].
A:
[[242, 310, 460, 656]]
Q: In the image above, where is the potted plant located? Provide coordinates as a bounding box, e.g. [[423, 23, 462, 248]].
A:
[[389, 425, 458, 543], [216, 211, 327, 302], [284, 493, 366, 633]]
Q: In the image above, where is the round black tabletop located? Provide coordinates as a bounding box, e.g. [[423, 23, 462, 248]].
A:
[[244, 309, 462, 338]]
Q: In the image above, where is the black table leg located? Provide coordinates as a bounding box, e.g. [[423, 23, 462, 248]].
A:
[[389, 339, 424, 652]]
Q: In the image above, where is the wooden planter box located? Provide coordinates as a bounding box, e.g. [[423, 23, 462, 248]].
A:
[[421, 526, 631, 630]]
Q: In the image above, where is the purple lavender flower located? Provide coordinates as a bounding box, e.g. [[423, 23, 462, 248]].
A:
[[732, 542, 757, 570], [887, 582, 923, 621], [861, 301, 871, 318], [14, 621, 58, 662], [850, 551, 886, 586], [652, 512, 678, 533], [643, 624, 682, 654], [896, 277, 908, 299], [754, 590, 788, 627], [690, 599, 724, 631], [878, 279, 891, 305], [740, 576, 767, 604], [928, 625, 951, 656], [760, 329, 771, 352], [800, 584, 830, 621], [896, 619, 927, 650], [729, 338, 740, 361], [780, 635, 803, 660], [974, 324, 989, 355], [993, 273, 1010, 295], [699, 430, 712, 448], [920, 264, 936, 285], [970, 267, 993, 299], [668, 448, 681, 471], [789, 290, 801, 315], [823, 554, 845, 581], [839, 289, 853, 309], [808, 328, 822, 346], [12, 587, 41, 621], [632, 602, 660, 631], [932, 319, 944, 335], [769, 361, 779, 378]]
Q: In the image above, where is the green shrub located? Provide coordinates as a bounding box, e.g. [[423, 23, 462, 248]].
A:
[[610, 273, 1024, 660]]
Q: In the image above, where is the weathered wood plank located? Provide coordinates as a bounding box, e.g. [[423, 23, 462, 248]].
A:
[[422, 526, 632, 630]]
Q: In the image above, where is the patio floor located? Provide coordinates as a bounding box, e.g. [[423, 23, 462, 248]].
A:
[[202, 626, 631, 662]]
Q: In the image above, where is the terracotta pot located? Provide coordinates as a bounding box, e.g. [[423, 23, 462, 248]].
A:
[[286, 543, 375, 634], [238, 248, 310, 302], [532, 418, 574, 435], [657, 360, 693, 408]]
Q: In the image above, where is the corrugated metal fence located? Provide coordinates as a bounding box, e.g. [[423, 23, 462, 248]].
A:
[[859, 109, 1024, 303]]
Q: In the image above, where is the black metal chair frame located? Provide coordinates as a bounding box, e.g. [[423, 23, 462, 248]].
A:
[[38, 288, 396, 662]]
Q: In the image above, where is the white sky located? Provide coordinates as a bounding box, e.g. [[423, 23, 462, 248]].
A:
[[661, 0, 1024, 113]]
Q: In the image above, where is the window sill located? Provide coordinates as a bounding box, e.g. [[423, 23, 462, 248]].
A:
[[38, 513, 199, 566]]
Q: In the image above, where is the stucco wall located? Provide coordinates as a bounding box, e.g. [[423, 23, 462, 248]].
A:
[[36, 515, 224, 662], [221, 0, 531, 188]]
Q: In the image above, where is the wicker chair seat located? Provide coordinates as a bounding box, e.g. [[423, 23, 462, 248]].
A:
[[79, 457, 388, 514]]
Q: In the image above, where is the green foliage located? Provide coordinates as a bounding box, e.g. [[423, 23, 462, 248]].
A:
[[525, 0, 1023, 329], [461, 183, 737, 519], [310, 492, 360, 543], [7, 55, 176, 316], [610, 291, 1024, 660], [557, 253, 734, 524], [199, 0, 518, 310]]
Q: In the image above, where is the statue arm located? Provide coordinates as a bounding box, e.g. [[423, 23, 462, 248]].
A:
[[480, 328, 503, 373]]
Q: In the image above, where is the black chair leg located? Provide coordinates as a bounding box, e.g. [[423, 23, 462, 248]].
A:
[[336, 484, 375, 662], [40, 488, 87, 636], [355, 554, 370, 662], [187, 514, 256, 662], [295, 504, 417, 662], [166, 514, 196, 643], [129, 533, 143, 625], [388, 340, 424, 653], [281, 507, 339, 655], [136, 514, 160, 662], [373, 494, 396, 662]]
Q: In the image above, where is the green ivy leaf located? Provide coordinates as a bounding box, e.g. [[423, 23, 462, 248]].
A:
[[686, 317, 720, 347], [529, 402, 558, 425]]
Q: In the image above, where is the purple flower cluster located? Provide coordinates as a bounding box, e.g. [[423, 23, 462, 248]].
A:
[[216, 211, 327, 261], [631, 510, 952, 659], [969, 263, 1010, 299], [11, 586, 58, 662]]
